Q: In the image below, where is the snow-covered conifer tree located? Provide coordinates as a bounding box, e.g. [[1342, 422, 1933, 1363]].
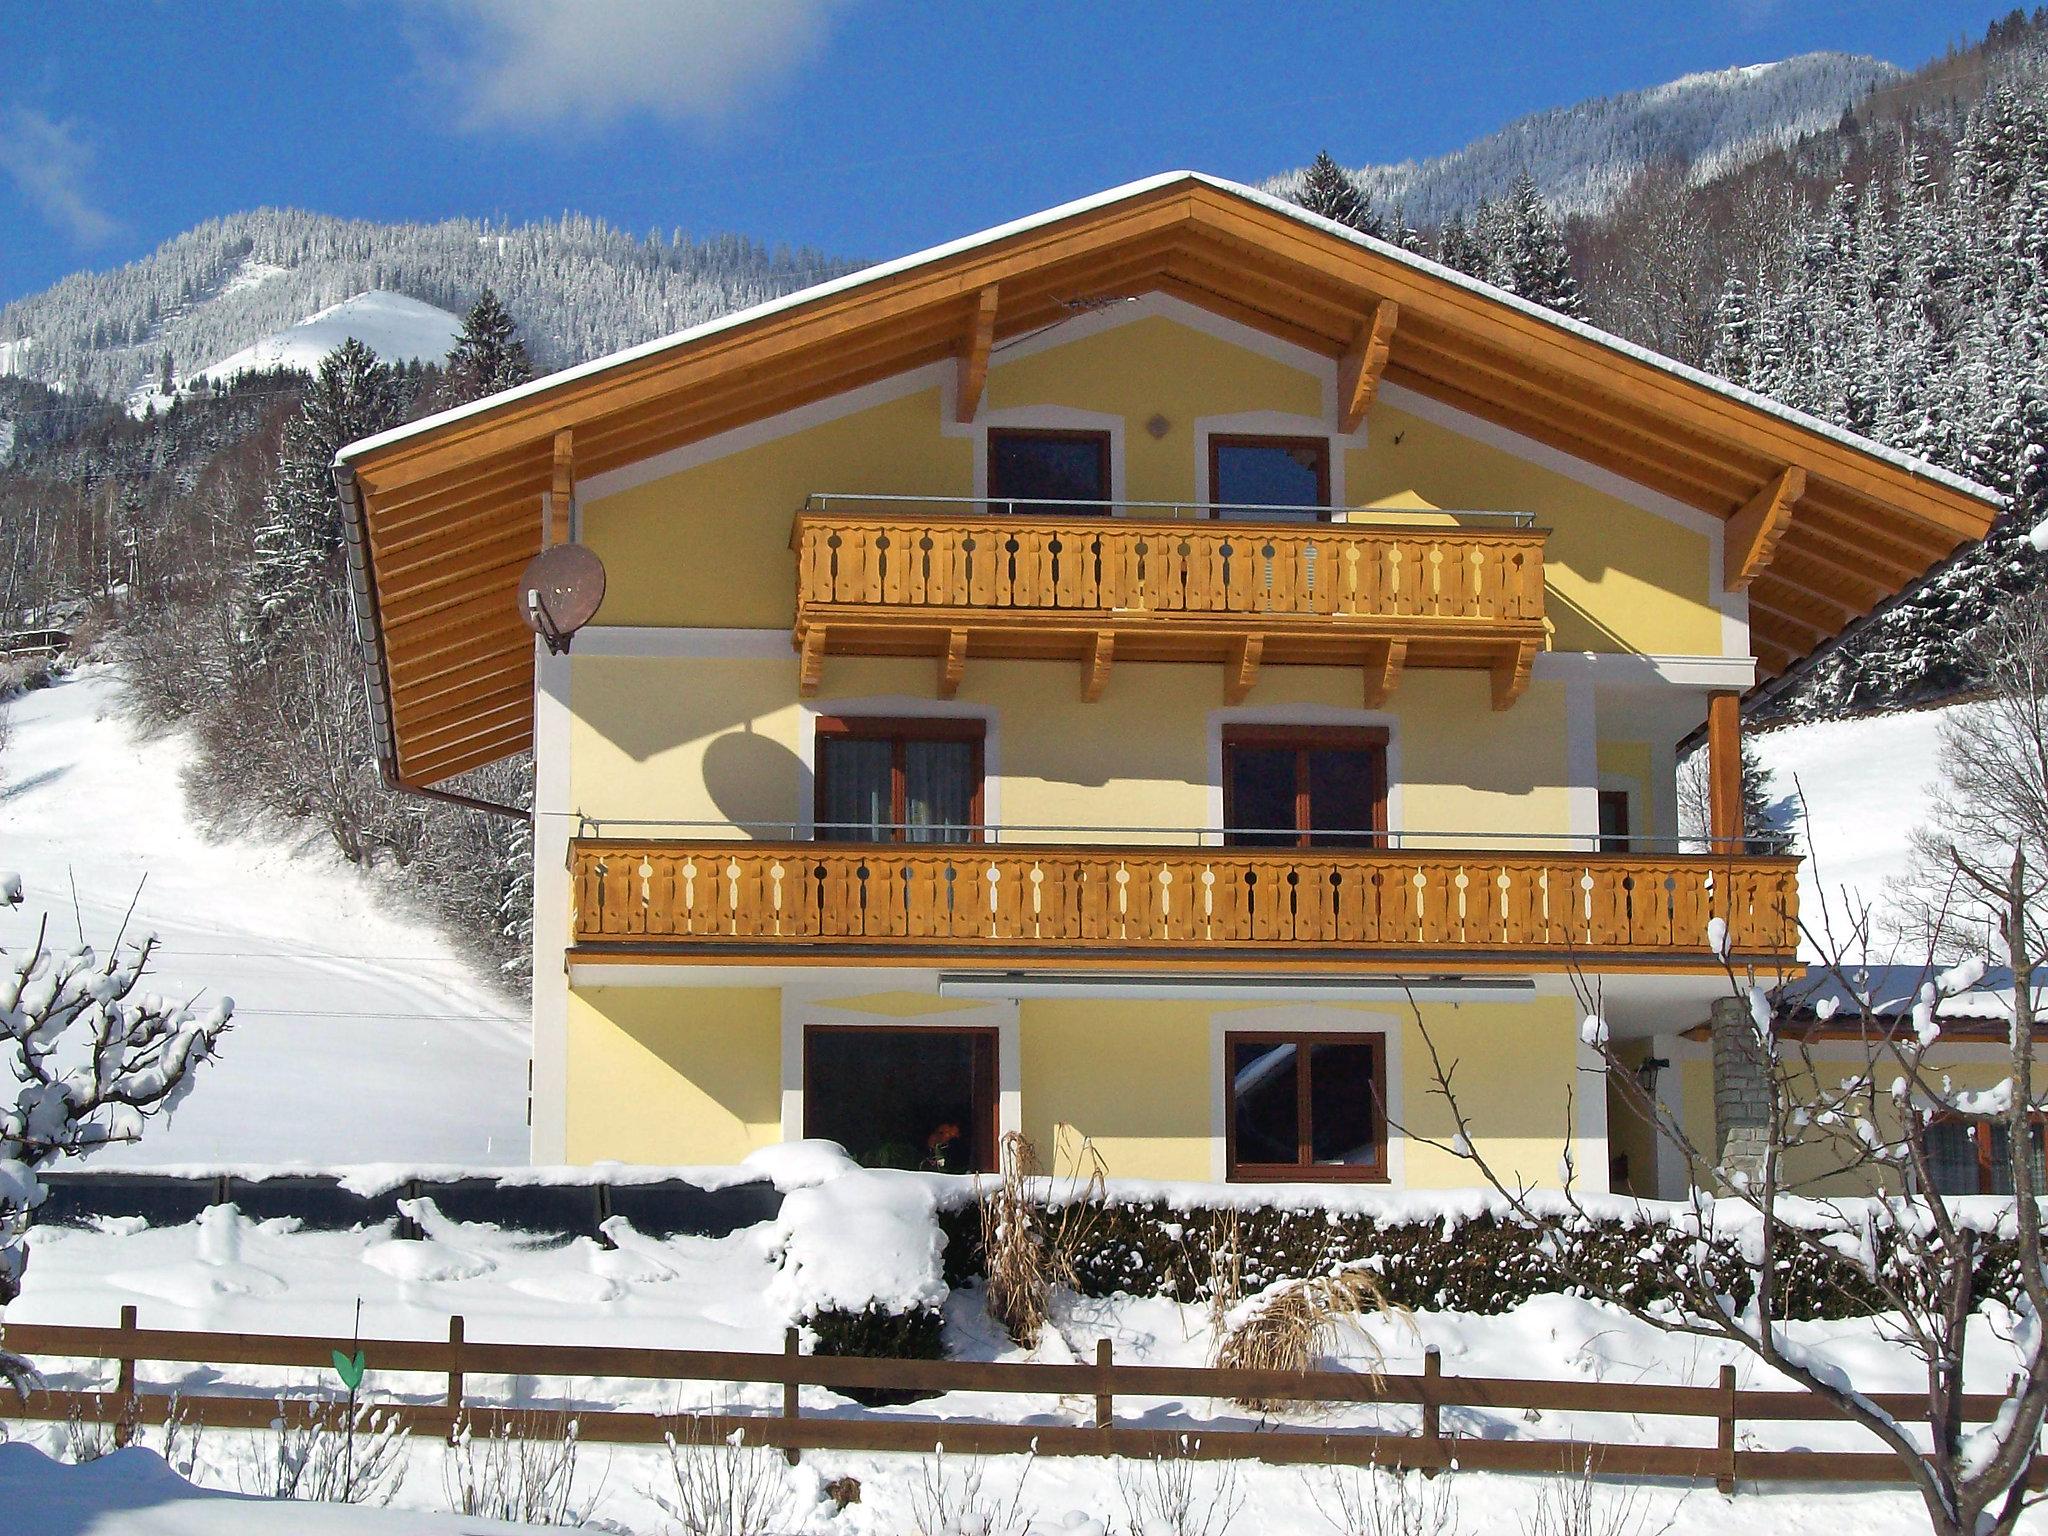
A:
[[447, 287, 534, 403], [1292, 151, 1382, 236]]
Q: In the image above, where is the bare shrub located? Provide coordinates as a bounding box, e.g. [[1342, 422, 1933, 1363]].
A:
[[1205, 1208, 1244, 1344], [1215, 1265, 1402, 1411], [652, 1419, 794, 1536], [240, 1398, 407, 1506], [1117, 1446, 1243, 1536], [443, 1409, 596, 1526], [150, 1394, 206, 1482], [62, 1406, 117, 1464], [1312, 1464, 1460, 1536], [909, 1445, 1035, 1536], [1522, 1454, 1671, 1536], [978, 1130, 1107, 1350]]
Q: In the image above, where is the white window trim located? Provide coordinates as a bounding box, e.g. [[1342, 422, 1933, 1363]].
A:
[[1205, 702, 1403, 843], [1194, 412, 1354, 509], [795, 696, 1000, 838], [967, 406, 1126, 508], [1208, 1002, 1404, 1186]]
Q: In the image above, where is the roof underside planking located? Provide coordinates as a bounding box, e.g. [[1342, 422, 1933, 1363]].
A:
[[336, 172, 2003, 789]]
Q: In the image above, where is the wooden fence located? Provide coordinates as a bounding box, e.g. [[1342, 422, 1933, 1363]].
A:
[[5, 1309, 2036, 1492]]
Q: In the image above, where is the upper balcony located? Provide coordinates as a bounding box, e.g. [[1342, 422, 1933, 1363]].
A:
[[789, 496, 1548, 708]]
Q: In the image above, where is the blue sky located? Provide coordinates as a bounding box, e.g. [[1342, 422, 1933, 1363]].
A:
[[0, 1, 2016, 308]]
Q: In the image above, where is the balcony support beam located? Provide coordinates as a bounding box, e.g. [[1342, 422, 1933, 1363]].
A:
[[798, 624, 826, 698], [1339, 299, 1399, 433], [1224, 633, 1262, 704], [1363, 638, 1407, 709], [938, 628, 968, 700], [1083, 630, 1115, 702], [1491, 638, 1536, 711], [955, 285, 1000, 424], [1707, 690, 1743, 848], [548, 429, 574, 545], [1724, 465, 1805, 592]]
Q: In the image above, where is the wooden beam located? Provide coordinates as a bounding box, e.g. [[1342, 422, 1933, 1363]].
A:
[[1224, 633, 1263, 704], [1724, 466, 1805, 592], [1707, 691, 1742, 849], [1362, 638, 1407, 709], [549, 429, 574, 546], [798, 625, 826, 698], [939, 628, 968, 699], [955, 285, 1000, 424], [1491, 639, 1536, 711], [1338, 300, 1399, 432], [1083, 630, 1114, 702]]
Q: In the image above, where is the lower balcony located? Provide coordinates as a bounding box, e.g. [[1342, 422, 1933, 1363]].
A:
[[568, 838, 1800, 972]]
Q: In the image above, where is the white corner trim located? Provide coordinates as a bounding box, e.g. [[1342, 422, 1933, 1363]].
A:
[[1574, 1033, 1611, 1195], [1530, 652, 1756, 690], [1566, 673, 1597, 844], [575, 626, 791, 659], [578, 361, 953, 505], [529, 641, 574, 1163]]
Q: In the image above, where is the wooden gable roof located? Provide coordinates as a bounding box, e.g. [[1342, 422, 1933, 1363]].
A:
[[335, 171, 2002, 789]]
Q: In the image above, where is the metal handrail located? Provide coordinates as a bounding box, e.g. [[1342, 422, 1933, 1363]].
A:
[[799, 492, 1539, 529], [573, 816, 1793, 856]]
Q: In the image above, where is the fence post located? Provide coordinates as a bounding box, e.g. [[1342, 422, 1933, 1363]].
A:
[[1716, 1363, 1738, 1495], [445, 1315, 465, 1442], [112, 1304, 138, 1447], [1420, 1346, 1443, 1473], [781, 1327, 801, 1467], [1095, 1338, 1113, 1433]]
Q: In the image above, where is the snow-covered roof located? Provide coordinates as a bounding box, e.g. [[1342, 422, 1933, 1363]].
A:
[[336, 170, 1999, 509]]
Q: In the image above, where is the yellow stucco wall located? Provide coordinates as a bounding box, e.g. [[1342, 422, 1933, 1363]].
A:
[[569, 652, 1573, 841], [577, 312, 1723, 657], [565, 987, 782, 1164]]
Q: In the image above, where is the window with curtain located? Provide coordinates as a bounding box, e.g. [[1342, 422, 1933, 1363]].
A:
[[1924, 1116, 2048, 1195], [1223, 727, 1386, 848], [1227, 1032, 1385, 1180], [814, 717, 984, 842]]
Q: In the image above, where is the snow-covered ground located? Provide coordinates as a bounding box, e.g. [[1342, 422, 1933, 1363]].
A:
[[1750, 703, 1951, 956], [0, 665, 528, 1166]]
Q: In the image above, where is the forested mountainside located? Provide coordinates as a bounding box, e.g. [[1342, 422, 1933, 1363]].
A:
[[1271, 52, 1897, 228], [0, 207, 853, 401]]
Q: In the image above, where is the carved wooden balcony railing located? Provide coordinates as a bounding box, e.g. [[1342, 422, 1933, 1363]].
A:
[[569, 840, 1799, 971], [789, 498, 1548, 707]]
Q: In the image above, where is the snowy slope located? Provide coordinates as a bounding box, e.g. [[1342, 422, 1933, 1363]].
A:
[[0, 666, 528, 1166], [192, 291, 460, 385], [1282, 51, 1897, 224]]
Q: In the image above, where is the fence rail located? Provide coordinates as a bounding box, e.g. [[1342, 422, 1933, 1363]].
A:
[[5, 1311, 2033, 1492], [569, 840, 1802, 963]]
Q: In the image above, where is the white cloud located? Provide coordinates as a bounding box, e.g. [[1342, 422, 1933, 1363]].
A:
[[0, 106, 118, 245], [422, 0, 844, 132]]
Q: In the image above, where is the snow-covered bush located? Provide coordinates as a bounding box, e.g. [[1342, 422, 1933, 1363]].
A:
[[0, 874, 231, 1394], [240, 1399, 406, 1506], [653, 1418, 794, 1536], [442, 1409, 590, 1526]]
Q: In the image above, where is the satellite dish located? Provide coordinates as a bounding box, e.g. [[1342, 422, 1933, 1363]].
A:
[[519, 543, 606, 654]]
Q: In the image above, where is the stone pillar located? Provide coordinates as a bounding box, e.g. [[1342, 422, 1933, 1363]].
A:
[[1710, 994, 1771, 1185]]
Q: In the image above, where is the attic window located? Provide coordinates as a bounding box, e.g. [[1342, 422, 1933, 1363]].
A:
[[1211, 435, 1329, 520]]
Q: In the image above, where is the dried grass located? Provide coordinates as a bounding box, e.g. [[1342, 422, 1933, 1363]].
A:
[[1215, 1264, 1405, 1412], [977, 1129, 1107, 1350]]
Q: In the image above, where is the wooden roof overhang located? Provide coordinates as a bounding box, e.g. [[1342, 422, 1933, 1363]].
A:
[[335, 172, 2002, 789]]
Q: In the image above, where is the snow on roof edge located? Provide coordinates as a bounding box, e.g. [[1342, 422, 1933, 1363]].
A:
[[336, 169, 2001, 511]]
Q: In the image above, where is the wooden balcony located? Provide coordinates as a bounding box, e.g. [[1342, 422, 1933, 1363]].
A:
[[790, 499, 1548, 707], [569, 840, 1799, 972]]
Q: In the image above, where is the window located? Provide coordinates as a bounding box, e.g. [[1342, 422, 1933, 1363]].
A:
[[988, 429, 1111, 515], [1209, 435, 1330, 521], [1227, 1032, 1385, 1180], [815, 717, 983, 843], [1223, 726, 1386, 848], [1598, 789, 1633, 853], [1925, 1116, 2048, 1196], [804, 1026, 998, 1173]]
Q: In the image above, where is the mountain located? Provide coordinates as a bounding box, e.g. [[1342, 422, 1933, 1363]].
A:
[[1271, 52, 1899, 226], [0, 206, 856, 402]]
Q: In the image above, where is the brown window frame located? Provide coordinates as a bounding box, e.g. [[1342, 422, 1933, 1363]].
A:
[[986, 427, 1113, 514], [802, 1023, 1001, 1174], [1221, 725, 1388, 848], [1224, 1029, 1388, 1182], [1924, 1111, 2048, 1196], [1207, 433, 1332, 518], [1597, 788, 1633, 854], [813, 715, 986, 843]]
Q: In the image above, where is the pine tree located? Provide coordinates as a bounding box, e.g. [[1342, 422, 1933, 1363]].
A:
[[1706, 277, 1754, 386], [1435, 213, 1485, 278], [1293, 151, 1382, 236], [447, 287, 533, 404], [249, 338, 406, 637], [1496, 172, 1585, 317]]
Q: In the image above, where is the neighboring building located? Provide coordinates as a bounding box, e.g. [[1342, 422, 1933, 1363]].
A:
[[334, 174, 1999, 1195]]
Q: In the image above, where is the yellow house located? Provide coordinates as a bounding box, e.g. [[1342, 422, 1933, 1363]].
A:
[[333, 173, 1999, 1196]]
